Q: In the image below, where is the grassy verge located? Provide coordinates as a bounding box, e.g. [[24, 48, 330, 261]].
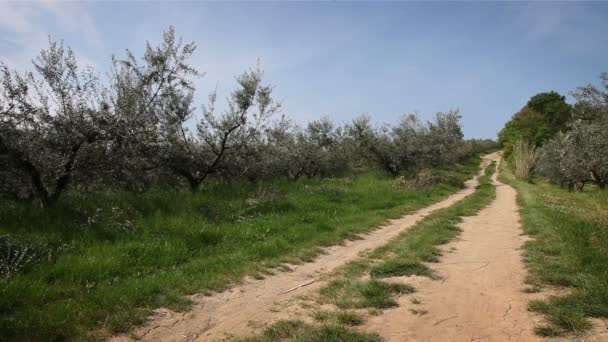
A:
[[0, 158, 482, 341], [499, 162, 608, 337], [240, 161, 497, 342]]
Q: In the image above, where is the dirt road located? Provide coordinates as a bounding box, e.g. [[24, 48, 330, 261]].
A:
[[111, 156, 495, 342], [363, 154, 541, 341]]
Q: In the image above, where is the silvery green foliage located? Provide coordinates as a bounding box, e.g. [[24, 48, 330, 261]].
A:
[[539, 73, 608, 191], [297, 116, 351, 178], [260, 116, 352, 180], [107, 27, 200, 191], [571, 73, 608, 123], [1, 26, 496, 206], [539, 132, 585, 190], [0, 40, 109, 206], [540, 120, 608, 191], [191, 65, 281, 189], [347, 115, 401, 176], [0, 235, 49, 278], [107, 28, 283, 191], [0, 27, 282, 197], [420, 110, 465, 166], [0, 235, 72, 278], [348, 110, 466, 176], [454, 139, 499, 161], [0, 235, 39, 278]]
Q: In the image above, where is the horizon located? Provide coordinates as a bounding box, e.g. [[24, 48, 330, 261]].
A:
[[1, 1, 607, 139]]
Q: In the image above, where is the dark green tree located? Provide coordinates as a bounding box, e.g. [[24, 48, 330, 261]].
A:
[[498, 91, 571, 157], [526, 91, 571, 132]]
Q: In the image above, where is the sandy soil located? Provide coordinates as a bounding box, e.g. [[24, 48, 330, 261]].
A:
[[110, 156, 495, 342], [362, 154, 543, 341]]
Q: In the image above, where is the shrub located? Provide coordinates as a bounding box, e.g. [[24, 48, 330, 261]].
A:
[[394, 170, 463, 189]]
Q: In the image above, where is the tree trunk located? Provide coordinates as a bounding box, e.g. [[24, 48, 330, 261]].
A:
[[175, 168, 203, 192], [590, 170, 606, 190], [185, 174, 202, 192], [18, 157, 51, 207]]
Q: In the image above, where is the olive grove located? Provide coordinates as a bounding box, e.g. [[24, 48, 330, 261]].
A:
[[0, 28, 495, 207]]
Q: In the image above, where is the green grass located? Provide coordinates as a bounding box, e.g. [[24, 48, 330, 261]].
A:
[[313, 310, 364, 326], [370, 259, 435, 278], [499, 163, 608, 336], [0, 157, 482, 341], [319, 278, 415, 309], [533, 325, 562, 337], [236, 320, 382, 342]]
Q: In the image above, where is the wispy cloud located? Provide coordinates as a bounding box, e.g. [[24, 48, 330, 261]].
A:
[[38, 1, 101, 48], [0, 2, 100, 70], [0, 3, 35, 33], [514, 2, 607, 53]]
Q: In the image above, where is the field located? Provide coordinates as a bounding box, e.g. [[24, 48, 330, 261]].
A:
[[0, 158, 480, 341]]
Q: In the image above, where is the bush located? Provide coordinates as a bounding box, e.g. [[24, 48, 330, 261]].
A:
[[0, 235, 68, 278], [394, 170, 463, 189]]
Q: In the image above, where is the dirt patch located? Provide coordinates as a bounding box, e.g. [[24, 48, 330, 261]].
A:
[[109, 156, 495, 342]]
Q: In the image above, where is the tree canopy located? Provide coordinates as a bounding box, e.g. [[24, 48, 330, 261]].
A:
[[498, 91, 571, 156], [499, 78, 608, 191]]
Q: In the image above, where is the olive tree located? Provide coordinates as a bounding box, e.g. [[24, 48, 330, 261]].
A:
[[571, 73, 608, 123], [540, 131, 589, 191], [348, 115, 401, 176], [108, 28, 280, 191], [391, 114, 426, 172], [106, 27, 199, 191], [263, 116, 350, 180], [0, 41, 110, 206], [297, 117, 351, 178], [348, 111, 466, 176], [427, 110, 465, 165], [192, 67, 280, 188], [539, 73, 608, 191]]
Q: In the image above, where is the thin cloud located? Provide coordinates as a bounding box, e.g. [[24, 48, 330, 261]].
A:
[[0, 3, 34, 33], [0, 2, 101, 71], [515, 2, 606, 53]]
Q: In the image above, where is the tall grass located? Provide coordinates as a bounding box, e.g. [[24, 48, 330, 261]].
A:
[[513, 139, 540, 181], [0, 158, 481, 341], [513, 139, 540, 180]]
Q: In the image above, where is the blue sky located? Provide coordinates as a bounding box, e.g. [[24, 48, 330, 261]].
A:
[[1, 2, 607, 139]]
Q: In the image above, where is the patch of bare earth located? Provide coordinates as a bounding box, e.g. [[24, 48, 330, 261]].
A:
[[109, 156, 494, 342], [362, 156, 542, 341]]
